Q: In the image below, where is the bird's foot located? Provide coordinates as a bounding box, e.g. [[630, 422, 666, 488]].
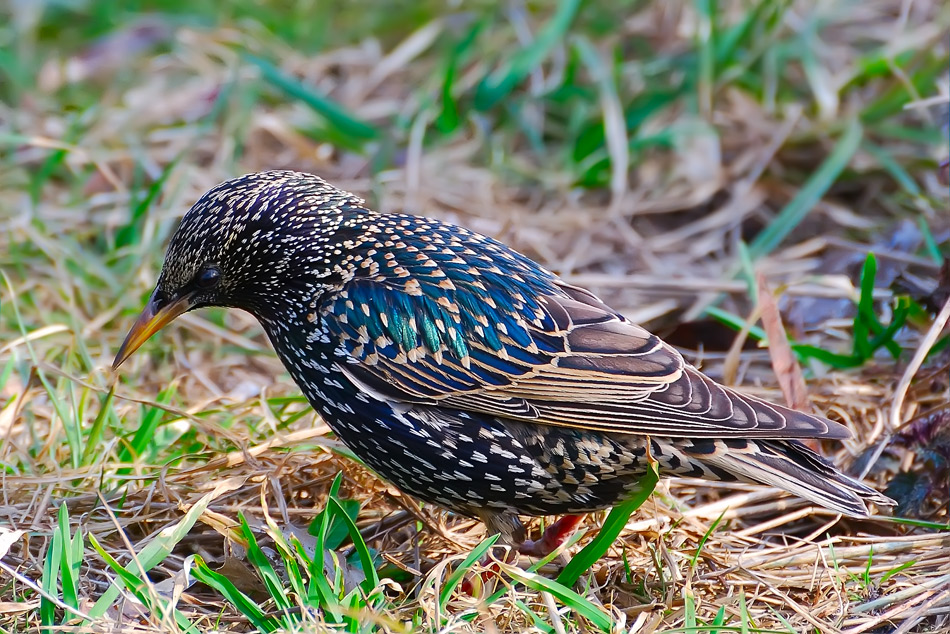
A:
[[518, 514, 583, 557], [459, 514, 583, 596]]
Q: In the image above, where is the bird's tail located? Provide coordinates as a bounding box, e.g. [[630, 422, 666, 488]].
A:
[[676, 437, 895, 518]]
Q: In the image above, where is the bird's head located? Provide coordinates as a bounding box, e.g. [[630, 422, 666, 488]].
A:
[[112, 170, 371, 369]]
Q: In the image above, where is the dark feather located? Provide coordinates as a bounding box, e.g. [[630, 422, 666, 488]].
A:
[[322, 236, 850, 440]]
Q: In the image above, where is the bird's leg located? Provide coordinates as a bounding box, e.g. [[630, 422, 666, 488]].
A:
[[459, 511, 525, 595], [480, 511, 525, 568], [460, 513, 585, 595], [518, 514, 584, 557]]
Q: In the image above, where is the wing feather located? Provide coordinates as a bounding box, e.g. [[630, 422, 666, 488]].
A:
[[323, 258, 849, 440]]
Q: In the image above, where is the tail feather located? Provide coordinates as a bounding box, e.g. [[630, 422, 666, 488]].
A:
[[679, 438, 895, 518]]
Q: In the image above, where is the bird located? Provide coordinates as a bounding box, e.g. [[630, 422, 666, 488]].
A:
[[113, 170, 894, 556]]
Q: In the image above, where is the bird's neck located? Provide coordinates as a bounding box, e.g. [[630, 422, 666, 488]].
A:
[[257, 308, 400, 447]]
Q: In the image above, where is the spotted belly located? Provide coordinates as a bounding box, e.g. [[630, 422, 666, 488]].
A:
[[317, 399, 670, 517], [282, 349, 732, 517]]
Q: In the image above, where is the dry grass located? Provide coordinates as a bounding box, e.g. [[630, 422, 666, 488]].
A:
[[1, 1, 948, 632]]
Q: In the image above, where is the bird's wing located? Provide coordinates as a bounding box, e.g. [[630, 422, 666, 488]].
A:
[[322, 274, 848, 440]]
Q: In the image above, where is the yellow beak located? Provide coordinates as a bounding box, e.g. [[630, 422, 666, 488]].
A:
[[112, 292, 192, 370]]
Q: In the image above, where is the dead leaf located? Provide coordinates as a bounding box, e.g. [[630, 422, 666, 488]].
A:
[[0, 528, 25, 560], [757, 274, 809, 412]]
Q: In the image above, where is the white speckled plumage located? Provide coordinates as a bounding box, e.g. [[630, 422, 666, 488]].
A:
[[117, 170, 894, 549]]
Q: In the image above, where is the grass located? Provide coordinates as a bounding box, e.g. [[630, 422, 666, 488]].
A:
[[1, 0, 949, 632]]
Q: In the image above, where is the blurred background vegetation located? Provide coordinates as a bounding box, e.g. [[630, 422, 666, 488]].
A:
[[0, 1, 948, 632]]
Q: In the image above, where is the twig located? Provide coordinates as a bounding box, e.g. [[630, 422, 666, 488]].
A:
[[889, 294, 950, 432], [891, 586, 950, 634]]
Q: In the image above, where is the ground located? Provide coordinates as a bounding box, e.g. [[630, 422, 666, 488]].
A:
[[0, 1, 948, 633]]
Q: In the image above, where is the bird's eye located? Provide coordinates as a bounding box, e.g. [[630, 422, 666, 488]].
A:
[[194, 265, 221, 290]]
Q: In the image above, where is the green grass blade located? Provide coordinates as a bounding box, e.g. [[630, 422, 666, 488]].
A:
[[89, 535, 200, 633], [684, 585, 697, 629], [852, 253, 877, 360], [29, 119, 81, 205], [474, 0, 581, 109], [859, 54, 945, 124], [705, 306, 768, 342], [309, 497, 360, 551], [438, 532, 500, 609], [88, 533, 150, 599], [293, 537, 344, 623], [245, 54, 378, 141], [513, 598, 557, 633], [116, 158, 179, 251], [865, 297, 909, 358], [714, 0, 779, 67], [40, 514, 64, 632], [281, 554, 307, 613], [239, 513, 293, 613], [863, 141, 921, 197], [621, 548, 634, 585], [693, 0, 716, 115], [711, 604, 728, 633], [57, 504, 80, 611], [690, 508, 728, 570], [748, 118, 862, 260], [80, 385, 114, 466], [792, 344, 861, 369], [85, 478, 242, 620], [436, 20, 483, 134], [0, 356, 13, 393], [737, 241, 758, 305], [557, 462, 657, 587], [880, 559, 917, 585], [191, 555, 278, 633], [739, 589, 751, 634], [502, 565, 612, 632], [34, 372, 81, 470], [917, 217, 943, 263], [259, 513, 312, 612], [300, 478, 345, 621], [327, 495, 379, 593], [119, 383, 177, 466], [851, 253, 904, 359], [482, 529, 587, 606]]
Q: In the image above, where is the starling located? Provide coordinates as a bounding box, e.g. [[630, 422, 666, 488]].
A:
[[114, 171, 893, 554]]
